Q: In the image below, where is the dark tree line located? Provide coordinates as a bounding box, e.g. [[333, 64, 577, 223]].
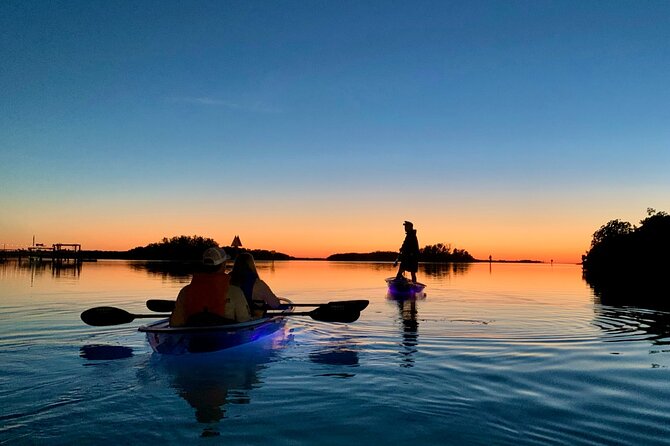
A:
[[583, 208, 670, 306], [127, 235, 291, 261], [327, 243, 474, 262], [128, 235, 219, 261], [420, 243, 475, 262], [327, 251, 399, 261]]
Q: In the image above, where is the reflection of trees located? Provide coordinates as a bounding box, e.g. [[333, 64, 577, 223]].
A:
[[420, 262, 471, 279], [593, 304, 670, 347], [128, 261, 197, 280], [588, 268, 670, 348], [129, 260, 277, 281], [586, 273, 670, 311]]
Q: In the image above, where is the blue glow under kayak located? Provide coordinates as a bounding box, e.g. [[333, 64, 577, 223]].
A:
[[139, 302, 293, 355]]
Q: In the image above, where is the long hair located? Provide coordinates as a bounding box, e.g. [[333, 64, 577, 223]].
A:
[[229, 253, 260, 305], [229, 253, 258, 285]]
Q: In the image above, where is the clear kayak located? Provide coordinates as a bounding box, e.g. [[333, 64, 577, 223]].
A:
[[385, 277, 427, 299], [139, 300, 293, 355]]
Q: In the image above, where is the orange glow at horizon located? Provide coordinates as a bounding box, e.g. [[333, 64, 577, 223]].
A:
[[2, 214, 592, 265], [5, 188, 644, 264]]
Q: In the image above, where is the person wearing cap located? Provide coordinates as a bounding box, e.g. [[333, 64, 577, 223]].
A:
[[170, 247, 251, 327], [229, 252, 280, 318], [394, 221, 420, 282]]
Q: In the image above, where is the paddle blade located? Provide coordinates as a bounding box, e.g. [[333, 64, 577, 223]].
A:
[[81, 307, 135, 326], [146, 299, 176, 312], [309, 307, 361, 323]]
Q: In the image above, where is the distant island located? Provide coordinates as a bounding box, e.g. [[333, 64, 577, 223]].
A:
[[4, 235, 543, 264], [5, 235, 293, 262], [327, 243, 476, 262], [583, 208, 670, 307], [124, 235, 292, 261]]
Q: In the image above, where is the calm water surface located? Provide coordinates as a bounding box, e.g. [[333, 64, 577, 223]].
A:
[[1, 260, 670, 445]]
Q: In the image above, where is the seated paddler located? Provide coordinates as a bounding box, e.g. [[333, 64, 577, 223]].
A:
[[170, 247, 251, 327], [229, 253, 280, 318]]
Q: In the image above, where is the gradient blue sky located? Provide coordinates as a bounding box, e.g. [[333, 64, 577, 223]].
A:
[[1, 1, 669, 262]]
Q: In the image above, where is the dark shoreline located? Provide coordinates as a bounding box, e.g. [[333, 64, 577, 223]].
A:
[[1, 251, 545, 264]]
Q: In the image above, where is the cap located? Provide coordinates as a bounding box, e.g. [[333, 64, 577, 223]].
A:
[[202, 248, 230, 266], [403, 221, 413, 227]]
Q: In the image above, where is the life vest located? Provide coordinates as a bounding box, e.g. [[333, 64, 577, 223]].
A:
[[170, 270, 230, 327]]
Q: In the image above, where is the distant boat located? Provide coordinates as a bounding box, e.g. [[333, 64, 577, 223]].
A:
[[385, 277, 426, 299], [231, 235, 242, 248]]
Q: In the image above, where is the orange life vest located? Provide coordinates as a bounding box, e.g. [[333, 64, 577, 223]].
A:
[[170, 270, 230, 327]]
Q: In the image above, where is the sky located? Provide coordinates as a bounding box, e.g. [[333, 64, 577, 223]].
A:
[[1, 0, 669, 263]]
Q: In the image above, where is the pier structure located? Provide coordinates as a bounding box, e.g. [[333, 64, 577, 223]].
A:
[[52, 243, 82, 261], [27, 244, 54, 261], [24, 242, 83, 263]]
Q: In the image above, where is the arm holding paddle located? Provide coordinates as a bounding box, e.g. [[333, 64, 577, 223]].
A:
[[169, 286, 189, 327], [252, 279, 280, 309]]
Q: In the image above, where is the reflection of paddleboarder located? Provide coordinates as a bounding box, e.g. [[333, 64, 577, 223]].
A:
[[394, 221, 420, 283], [397, 298, 418, 368]]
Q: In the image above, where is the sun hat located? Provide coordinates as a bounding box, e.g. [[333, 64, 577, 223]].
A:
[[202, 248, 230, 266]]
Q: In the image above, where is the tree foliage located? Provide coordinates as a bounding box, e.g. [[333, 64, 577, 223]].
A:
[[125, 235, 293, 261], [128, 235, 219, 261], [583, 209, 670, 306], [590, 219, 634, 248], [420, 243, 475, 262], [327, 244, 475, 263], [327, 251, 398, 261]]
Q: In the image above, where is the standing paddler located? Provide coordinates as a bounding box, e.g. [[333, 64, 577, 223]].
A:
[[394, 221, 420, 283]]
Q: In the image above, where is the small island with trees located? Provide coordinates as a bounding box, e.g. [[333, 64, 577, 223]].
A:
[[327, 243, 475, 263], [582, 208, 670, 307], [55, 235, 292, 263]]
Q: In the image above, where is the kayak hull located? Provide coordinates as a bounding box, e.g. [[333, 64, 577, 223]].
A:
[[385, 277, 427, 299], [139, 307, 292, 355]]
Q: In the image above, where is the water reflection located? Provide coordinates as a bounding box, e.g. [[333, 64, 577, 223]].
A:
[[585, 269, 670, 311], [420, 262, 471, 279], [80, 344, 134, 361], [129, 259, 277, 281], [593, 305, 670, 346], [128, 261, 195, 280], [0, 258, 83, 282], [585, 271, 670, 352], [386, 292, 422, 368], [309, 337, 360, 372], [150, 329, 289, 437]]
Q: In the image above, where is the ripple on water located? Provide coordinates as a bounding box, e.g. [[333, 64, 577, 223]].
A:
[[3, 261, 670, 445]]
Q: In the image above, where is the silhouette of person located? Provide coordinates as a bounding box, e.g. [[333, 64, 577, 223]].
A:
[[229, 253, 280, 318], [394, 221, 420, 282], [170, 248, 234, 327]]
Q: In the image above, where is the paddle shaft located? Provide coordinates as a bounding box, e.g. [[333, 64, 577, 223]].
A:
[[147, 298, 368, 313], [82, 303, 362, 326]]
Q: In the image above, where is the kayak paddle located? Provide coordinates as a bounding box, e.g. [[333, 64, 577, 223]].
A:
[[146, 298, 369, 313], [82, 302, 366, 327], [81, 307, 170, 326]]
